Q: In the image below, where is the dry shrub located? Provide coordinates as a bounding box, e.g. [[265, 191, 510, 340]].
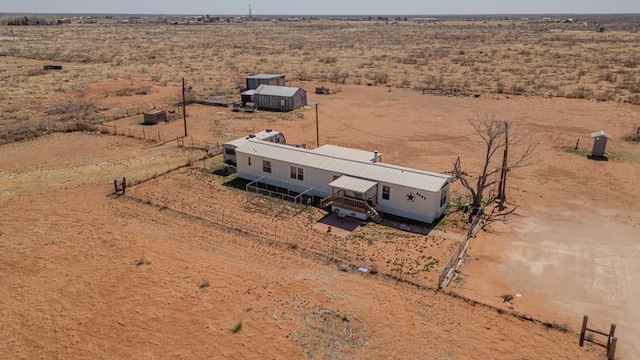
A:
[[134, 86, 151, 95], [567, 86, 593, 99], [26, 68, 47, 77], [198, 277, 210, 288], [319, 56, 337, 64], [621, 132, 640, 143], [134, 255, 152, 266], [232, 321, 243, 333], [329, 69, 349, 84], [372, 72, 389, 85], [628, 94, 640, 105], [116, 87, 133, 96]]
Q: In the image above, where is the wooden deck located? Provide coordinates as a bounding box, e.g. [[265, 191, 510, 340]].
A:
[[320, 194, 383, 223]]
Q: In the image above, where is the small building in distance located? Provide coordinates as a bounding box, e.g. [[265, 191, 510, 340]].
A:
[[254, 84, 307, 112], [143, 109, 167, 125], [246, 74, 285, 90], [590, 131, 613, 158]]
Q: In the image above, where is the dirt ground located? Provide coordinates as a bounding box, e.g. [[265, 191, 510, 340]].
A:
[[2, 79, 639, 358]]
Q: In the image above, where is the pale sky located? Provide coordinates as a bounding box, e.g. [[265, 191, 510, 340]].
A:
[[3, 0, 639, 15]]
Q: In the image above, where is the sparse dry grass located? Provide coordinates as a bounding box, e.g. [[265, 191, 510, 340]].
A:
[[1, 16, 640, 139]]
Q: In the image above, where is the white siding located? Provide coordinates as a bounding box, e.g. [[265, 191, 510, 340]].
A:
[[236, 150, 450, 223]]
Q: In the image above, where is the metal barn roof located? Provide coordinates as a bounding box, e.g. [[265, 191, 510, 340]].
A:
[[311, 144, 380, 163], [329, 175, 378, 194], [224, 129, 282, 148], [247, 74, 285, 79], [254, 84, 301, 97], [236, 140, 450, 193]]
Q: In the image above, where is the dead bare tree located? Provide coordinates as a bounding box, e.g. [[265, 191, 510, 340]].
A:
[[451, 116, 535, 212]]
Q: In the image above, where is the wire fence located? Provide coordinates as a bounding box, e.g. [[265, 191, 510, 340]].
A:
[[438, 205, 485, 289]]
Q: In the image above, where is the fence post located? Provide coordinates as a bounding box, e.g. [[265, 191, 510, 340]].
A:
[[608, 337, 617, 360], [114, 125, 117, 135], [143, 128, 145, 139], [114, 179, 118, 194], [158, 131, 161, 142], [607, 324, 616, 349], [122, 177, 126, 194], [579, 315, 588, 347]]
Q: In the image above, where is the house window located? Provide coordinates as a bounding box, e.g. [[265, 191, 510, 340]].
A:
[[382, 186, 390, 200], [290, 166, 304, 180], [248, 156, 251, 166], [440, 189, 448, 207], [263, 160, 272, 173], [225, 147, 235, 155]]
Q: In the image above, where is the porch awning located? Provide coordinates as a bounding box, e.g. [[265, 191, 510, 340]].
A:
[[329, 175, 377, 194]]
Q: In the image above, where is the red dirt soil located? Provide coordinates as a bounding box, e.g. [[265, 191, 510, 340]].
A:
[[2, 83, 639, 359]]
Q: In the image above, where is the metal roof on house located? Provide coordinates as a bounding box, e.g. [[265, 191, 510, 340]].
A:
[[236, 140, 451, 193], [254, 84, 301, 97], [590, 131, 613, 140], [224, 129, 282, 148], [329, 175, 378, 194], [247, 74, 285, 79], [311, 144, 380, 163]]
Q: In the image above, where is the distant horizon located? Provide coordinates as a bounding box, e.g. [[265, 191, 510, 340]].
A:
[[2, 11, 639, 17], [3, 0, 639, 17]]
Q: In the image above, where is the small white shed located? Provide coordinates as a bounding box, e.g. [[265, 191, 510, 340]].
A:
[[590, 131, 613, 158]]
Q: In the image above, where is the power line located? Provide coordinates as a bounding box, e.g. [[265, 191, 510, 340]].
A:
[[319, 109, 477, 142]]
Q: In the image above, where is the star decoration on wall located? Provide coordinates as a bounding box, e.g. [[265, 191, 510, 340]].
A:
[[406, 192, 415, 202]]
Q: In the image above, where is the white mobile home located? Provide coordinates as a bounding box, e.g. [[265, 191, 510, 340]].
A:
[[234, 140, 451, 224], [222, 129, 286, 165]]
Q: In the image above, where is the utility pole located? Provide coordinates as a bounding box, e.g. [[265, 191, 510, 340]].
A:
[[315, 103, 320, 147], [182, 78, 187, 137]]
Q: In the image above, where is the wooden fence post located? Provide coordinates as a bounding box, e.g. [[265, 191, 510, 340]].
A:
[[579, 315, 588, 347], [143, 128, 145, 139], [158, 131, 161, 142], [114, 180, 118, 194], [608, 337, 617, 360], [607, 324, 616, 349]]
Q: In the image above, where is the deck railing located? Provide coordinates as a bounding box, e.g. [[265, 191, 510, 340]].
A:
[[320, 194, 382, 219]]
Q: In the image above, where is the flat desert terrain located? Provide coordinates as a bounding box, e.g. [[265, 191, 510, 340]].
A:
[[1, 17, 639, 359]]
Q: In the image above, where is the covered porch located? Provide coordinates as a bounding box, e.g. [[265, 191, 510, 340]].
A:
[[320, 175, 383, 223]]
